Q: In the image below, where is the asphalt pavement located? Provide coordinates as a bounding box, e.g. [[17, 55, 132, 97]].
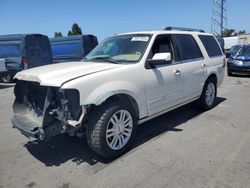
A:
[[0, 75, 250, 188]]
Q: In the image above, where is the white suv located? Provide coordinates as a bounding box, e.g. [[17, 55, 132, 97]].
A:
[[12, 27, 225, 158]]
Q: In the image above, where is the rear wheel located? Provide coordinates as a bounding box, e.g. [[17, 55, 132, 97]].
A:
[[198, 78, 217, 110], [86, 101, 137, 158]]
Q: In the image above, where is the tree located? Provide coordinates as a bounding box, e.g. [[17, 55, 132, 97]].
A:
[[222, 29, 235, 37], [54, 32, 63, 37], [221, 29, 247, 37], [238, 30, 246, 35], [68, 23, 82, 36], [68, 31, 73, 36]]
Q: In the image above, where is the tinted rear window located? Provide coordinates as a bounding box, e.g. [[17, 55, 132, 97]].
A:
[[199, 35, 223, 57], [0, 44, 21, 58], [172, 34, 203, 61], [51, 43, 82, 56]]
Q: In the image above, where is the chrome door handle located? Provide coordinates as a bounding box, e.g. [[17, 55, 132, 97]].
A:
[[174, 69, 181, 75], [202, 63, 207, 68]]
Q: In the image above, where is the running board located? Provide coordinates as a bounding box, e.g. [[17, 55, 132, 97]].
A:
[[138, 96, 199, 125]]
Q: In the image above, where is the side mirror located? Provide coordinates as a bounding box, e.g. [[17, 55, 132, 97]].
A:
[[152, 52, 172, 61], [146, 52, 172, 68]]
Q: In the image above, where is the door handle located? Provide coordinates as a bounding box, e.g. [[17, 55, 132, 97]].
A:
[[201, 63, 207, 68], [173, 69, 181, 75]]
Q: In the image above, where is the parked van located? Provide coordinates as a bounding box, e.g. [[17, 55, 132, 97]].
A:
[[50, 35, 98, 63], [0, 34, 52, 83]]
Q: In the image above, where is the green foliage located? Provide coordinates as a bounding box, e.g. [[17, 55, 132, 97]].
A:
[[68, 31, 73, 36], [238, 30, 246, 35], [222, 29, 235, 37], [67, 23, 82, 36], [222, 29, 247, 37], [54, 32, 63, 37]]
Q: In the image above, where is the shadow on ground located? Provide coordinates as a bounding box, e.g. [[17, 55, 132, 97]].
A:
[[25, 97, 226, 167], [228, 74, 250, 78]]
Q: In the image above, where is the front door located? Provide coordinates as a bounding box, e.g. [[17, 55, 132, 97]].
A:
[[143, 34, 184, 116]]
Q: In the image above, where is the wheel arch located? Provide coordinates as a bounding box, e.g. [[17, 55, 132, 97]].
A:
[[85, 92, 140, 120], [206, 73, 217, 85]]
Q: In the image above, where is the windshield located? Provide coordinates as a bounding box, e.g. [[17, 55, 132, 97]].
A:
[[85, 34, 151, 63], [228, 45, 242, 53], [0, 43, 21, 58], [236, 46, 250, 56]]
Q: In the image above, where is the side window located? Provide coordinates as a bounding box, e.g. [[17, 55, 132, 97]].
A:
[[171, 34, 203, 61], [148, 35, 173, 59], [199, 35, 223, 57]]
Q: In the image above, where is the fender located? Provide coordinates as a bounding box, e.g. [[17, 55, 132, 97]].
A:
[[61, 78, 148, 118]]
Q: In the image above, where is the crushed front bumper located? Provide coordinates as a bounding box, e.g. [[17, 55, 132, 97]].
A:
[[11, 114, 44, 139], [11, 80, 83, 141]]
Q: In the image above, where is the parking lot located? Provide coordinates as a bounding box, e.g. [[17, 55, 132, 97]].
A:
[[0, 74, 249, 188]]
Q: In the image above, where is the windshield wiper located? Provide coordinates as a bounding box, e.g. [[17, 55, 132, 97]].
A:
[[89, 56, 119, 64]]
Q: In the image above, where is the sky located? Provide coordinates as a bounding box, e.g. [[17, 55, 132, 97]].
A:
[[0, 0, 249, 41]]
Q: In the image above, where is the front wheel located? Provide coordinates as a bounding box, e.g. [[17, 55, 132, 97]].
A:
[[86, 101, 137, 158], [198, 78, 217, 110]]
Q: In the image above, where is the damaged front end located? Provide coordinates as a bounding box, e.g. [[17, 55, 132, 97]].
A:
[[11, 80, 86, 141]]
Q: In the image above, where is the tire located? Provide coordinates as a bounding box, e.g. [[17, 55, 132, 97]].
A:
[[2, 72, 13, 83], [86, 100, 137, 158], [198, 77, 217, 110]]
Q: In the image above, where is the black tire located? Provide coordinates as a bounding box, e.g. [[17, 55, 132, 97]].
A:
[[86, 100, 137, 158], [198, 77, 217, 110], [2, 72, 13, 83]]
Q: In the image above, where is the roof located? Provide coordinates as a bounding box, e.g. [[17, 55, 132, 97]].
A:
[[0, 34, 45, 41], [50, 35, 84, 42], [116, 30, 212, 36]]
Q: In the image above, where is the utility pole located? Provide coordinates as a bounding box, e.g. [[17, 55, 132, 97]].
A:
[[211, 0, 227, 37]]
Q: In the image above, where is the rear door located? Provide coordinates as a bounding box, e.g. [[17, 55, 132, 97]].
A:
[[171, 34, 207, 101], [25, 34, 52, 68]]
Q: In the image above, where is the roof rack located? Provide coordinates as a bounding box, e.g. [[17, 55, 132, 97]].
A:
[[164, 27, 205, 33]]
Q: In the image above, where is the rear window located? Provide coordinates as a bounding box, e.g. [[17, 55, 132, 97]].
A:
[[199, 35, 223, 57], [51, 43, 82, 56], [172, 34, 203, 61], [0, 44, 21, 58]]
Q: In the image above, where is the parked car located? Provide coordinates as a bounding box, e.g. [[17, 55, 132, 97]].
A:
[[50, 35, 98, 63], [0, 34, 52, 83], [227, 44, 250, 76], [11, 27, 225, 158], [0, 59, 8, 78], [225, 44, 243, 58]]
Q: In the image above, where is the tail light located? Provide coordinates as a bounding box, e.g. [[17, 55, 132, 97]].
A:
[[22, 58, 29, 69]]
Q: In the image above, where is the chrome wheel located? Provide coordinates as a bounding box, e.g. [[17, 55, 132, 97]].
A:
[[205, 82, 215, 106], [106, 110, 133, 150]]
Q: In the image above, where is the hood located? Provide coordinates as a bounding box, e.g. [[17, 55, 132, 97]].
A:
[[15, 61, 122, 87], [231, 55, 250, 62]]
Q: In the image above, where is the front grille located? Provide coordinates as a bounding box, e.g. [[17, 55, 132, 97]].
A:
[[14, 80, 48, 112]]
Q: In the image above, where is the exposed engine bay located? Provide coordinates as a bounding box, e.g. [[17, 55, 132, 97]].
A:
[[12, 80, 86, 140]]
